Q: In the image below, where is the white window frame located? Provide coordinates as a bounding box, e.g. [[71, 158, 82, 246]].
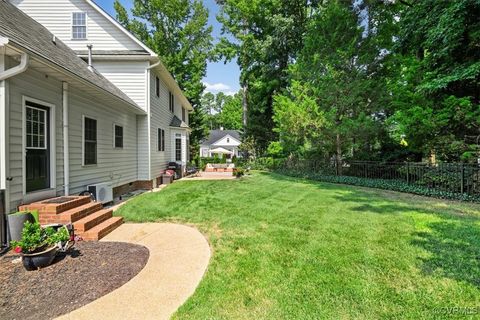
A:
[[71, 12, 88, 40], [158, 128, 165, 152], [82, 115, 97, 166], [25, 105, 48, 150], [113, 123, 124, 149]]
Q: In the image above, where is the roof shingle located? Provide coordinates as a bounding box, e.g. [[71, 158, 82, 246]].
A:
[[202, 130, 242, 145]]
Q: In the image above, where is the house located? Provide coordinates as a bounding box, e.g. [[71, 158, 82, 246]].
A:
[[200, 129, 242, 159], [0, 0, 192, 242]]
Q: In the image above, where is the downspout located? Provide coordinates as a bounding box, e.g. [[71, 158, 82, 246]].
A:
[[0, 45, 29, 194], [145, 61, 161, 181], [62, 82, 69, 195]]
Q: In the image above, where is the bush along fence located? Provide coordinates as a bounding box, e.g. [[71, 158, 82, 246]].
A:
[[250, 158, 480, 202]]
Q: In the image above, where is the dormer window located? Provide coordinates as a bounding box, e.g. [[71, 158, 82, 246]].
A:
[[72, 12, 87, 39]]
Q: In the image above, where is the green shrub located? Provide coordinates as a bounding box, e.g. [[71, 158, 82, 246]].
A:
[[234, 168, 245, 178]]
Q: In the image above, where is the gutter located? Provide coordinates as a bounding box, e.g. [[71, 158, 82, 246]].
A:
[[0, 41, 29, 81]]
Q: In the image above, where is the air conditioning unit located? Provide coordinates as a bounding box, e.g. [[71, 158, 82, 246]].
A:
[[87, 182, 113, 204]]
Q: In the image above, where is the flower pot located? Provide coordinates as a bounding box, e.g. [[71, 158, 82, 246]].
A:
[[22, 246, 58, 271], [7, 212, 34, 242]]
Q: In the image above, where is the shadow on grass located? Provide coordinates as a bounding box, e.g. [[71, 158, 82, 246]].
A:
[[261, 171, 480, 288]]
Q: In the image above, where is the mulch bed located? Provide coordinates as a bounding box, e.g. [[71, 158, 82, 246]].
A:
[[0, 241, 149, 320]]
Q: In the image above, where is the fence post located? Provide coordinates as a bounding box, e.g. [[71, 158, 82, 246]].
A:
[[406, 162, 410, 185], [460, 163, 465, 194]]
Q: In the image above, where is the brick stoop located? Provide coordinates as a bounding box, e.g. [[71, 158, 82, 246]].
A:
[[19, 196, 123, 241]]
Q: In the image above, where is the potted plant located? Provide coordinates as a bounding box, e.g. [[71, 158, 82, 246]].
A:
[[233, 168, 245, 178], [10, 221, 70, 271], [7, 210, 37, 242]]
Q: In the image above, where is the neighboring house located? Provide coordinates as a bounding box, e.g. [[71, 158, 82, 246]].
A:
[[200, 129, 242, 159], [0, 0, 192, 221]]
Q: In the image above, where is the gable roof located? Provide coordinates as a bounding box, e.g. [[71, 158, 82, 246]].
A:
[[202, 130, 242, 145], [83, 0, 194, 111], [84, 0, 156, 56], [0, 0, 141, 110]]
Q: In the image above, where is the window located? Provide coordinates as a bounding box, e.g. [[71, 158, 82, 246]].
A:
[[158, 128, 165, 151], [26, 105, 47, 149], [155, 76, 160, 97], [181, 107, 186, 122], [169, 92, 174, 113], [114, 124, 123, 148], [72, 12, 87, 39], [83, 117, 97, 165], [227, 138, 230, 143], [175, 135, 182, 161]]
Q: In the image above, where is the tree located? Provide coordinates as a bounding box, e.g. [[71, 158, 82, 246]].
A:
[[390, 0, 480, 161], [272, 81, 327, 157], [114, 0, 214, 156], [199, 91, 243, 130], [276, 0, 392, 166], [219, 92, 243, 130], [215, 0, 322, 151]]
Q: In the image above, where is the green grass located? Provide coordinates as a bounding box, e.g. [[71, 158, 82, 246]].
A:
[[115, 172, 480, 319]]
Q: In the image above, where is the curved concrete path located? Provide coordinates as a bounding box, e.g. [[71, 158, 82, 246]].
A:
[[57, 223, 211, 320]]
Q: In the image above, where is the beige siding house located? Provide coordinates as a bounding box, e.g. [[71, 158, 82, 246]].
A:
[[0, 0, 192, 232]]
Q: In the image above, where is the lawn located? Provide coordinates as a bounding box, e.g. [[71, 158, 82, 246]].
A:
[[115, 172, 480, 319]]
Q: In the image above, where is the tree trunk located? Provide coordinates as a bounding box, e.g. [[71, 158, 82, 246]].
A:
[[242, 83, 248, 129], [336, 133, 342, 175]]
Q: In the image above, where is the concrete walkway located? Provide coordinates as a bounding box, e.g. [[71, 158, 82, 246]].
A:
[[57, 223, 211, 320]]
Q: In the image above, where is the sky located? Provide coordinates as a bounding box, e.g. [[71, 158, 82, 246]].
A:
[[95, 0, 240, 96]]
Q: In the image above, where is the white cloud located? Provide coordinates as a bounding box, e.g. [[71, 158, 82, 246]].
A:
[[204, 82, 231, 93]]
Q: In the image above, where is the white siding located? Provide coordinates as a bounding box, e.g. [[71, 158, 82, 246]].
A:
[[136, 114, 149, 180], [11, 0, 144, 51], [67, 87, 138, 194], [213, 135, 241, 147], [173, 92, 188, 125], [149, 72, 172, 178], [94, 61, 148, 110], [6, 65, 138, 210], [7, 67, 63, 210]]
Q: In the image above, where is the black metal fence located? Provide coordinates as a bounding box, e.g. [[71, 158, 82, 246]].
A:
[[250, 158, 480, 202]]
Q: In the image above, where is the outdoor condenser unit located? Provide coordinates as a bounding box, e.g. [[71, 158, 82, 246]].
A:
[[87, 182, 113, 204]]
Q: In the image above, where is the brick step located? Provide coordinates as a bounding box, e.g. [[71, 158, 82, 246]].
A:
[[74, 208, 113, 233], [20, 196, 92, 215], [79, 216, 123, 241], [52, 202, 103, 224]]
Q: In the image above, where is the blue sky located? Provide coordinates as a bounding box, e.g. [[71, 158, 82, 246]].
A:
[[95, 0, 240, 95]]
